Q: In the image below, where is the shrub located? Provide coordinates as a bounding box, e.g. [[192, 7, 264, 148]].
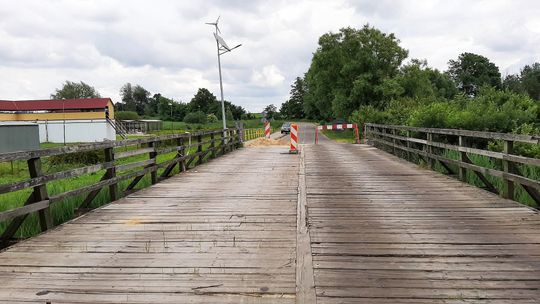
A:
[[207, 113, 218, 123], [115, 111, 140, 120], [183, 111, 207, 124], [49, 150, 104, 166]]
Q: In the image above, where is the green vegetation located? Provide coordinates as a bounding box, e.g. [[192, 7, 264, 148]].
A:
[[51, 81, 101, 99], [277, 24, 538, 139], [321, 130, 356, 143], [115, 111, 140, 120]]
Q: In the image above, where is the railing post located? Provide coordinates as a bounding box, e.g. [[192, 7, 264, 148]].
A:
[[178, 137, 186, 172], [458, 136, 467, 182], [197, 134, 203, 165], [210, 132, 216, 159], [104, 147, 118, 201], [503, 140, 515, 200], [392, 128, 396, 155], [148, 141, 157, 184], [27, 157, 53, 231], [406, 130, 411, 161], [221, 130, 226, 155], [426, 132, 434, 169]]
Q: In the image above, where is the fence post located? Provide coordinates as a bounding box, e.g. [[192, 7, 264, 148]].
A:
[[179, 137, 186, 172], [503, 140, 515, 200], [426, 132, 434, 169], [392, 128, 396, 155], [458, 136, 467, 182], [104, 147, 118, 201], [221, 130, 226, 155], [148, 141, 158, 184], [210, 132, 216, 159], [197, 134, 203, 165], [27, 157, 53, 231], [406, 130, 411, 161]]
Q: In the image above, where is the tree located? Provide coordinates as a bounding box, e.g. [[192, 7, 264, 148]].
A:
[[303, 25, 408, 120], [263, 104, 278, 120], [51, 81, 101, 99], [447, 52, 501, 96], [280, 77, 306, 119], [189, 88, 219, 114], [520, 62, 540, 100], [120, 83, 136, 112], [502, 74, 525, 95]]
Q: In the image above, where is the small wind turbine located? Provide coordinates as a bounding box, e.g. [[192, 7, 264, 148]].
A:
[[206, 17, 241, 131]]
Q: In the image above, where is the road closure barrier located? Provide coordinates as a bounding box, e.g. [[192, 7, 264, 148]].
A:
[[315, 123, 360, 144], [264, 122, 271, 138], [290, 123, 299, 154]]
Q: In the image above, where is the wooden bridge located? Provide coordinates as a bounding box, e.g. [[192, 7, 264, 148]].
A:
[[0, 123, 539, 303]]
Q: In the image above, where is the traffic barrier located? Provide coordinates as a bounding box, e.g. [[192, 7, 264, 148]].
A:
[[264, 122, 271, 138], [315, 123, 360, 144], [290, 123, 298, 153]]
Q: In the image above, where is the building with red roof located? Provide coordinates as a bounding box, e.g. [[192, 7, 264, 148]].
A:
[[0, 98, 116, 143]]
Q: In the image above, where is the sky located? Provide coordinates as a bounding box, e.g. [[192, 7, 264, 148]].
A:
[[1, 0, 539, 112]]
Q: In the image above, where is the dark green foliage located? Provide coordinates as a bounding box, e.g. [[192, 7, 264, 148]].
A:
[[183, 111, 207, 124], [303, 25, 408, 120], [49, 151, 104, 166], [263, 104, 278, 120], [521, 63, 540, 100], [447, 52, 501, 96], [51, 81, 101, 99], [115, 111, 140, 120], [280, 77, 306, 119]]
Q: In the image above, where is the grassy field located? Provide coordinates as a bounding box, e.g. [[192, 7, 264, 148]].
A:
[[153, 119, 283, 135]]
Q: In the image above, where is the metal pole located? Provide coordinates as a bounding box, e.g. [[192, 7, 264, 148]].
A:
[[216, 38, 227, 132]]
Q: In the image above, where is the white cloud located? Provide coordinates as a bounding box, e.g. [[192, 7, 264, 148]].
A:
[[251, 65, 285, 87], [0, 0, 539, 112]]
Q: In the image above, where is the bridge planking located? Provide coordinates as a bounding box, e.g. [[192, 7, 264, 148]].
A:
[[0, 147, 299, 303], [305, 141, 540, 303], [1, 122, 540, 303]]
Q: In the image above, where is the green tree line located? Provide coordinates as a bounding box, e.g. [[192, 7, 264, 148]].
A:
[[279, 24, 539, 138], [51, 82, 253, 124]]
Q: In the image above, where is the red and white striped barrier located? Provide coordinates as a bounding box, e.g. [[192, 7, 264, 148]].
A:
[[264, 122, 271, 138], [290, 123, 298, 153], [315, 123, 360, 144]]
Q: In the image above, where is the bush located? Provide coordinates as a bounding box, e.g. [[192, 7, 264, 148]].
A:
[[207, 113, 218, 123], [115, 111, 140, 120], [49, 150, 104, 165], [183, 111, 207, 124]]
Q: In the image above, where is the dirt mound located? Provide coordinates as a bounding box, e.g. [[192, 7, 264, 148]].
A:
[[246, 137, 289, 147]]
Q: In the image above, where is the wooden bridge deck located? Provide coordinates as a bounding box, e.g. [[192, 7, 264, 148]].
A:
[[1, 128, 539, 303], [0, 147, 299, 303], [304, 142, 540, 303]]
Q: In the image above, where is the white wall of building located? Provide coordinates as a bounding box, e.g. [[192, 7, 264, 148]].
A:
[[36, 119, 116, 143]]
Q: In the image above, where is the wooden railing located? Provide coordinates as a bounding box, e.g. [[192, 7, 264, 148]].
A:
[[0, 128, 242, 246], [365, 123, 540, 205]]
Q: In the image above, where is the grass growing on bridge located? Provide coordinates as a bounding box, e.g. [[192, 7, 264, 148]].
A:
[[321, 129, 356, 143]]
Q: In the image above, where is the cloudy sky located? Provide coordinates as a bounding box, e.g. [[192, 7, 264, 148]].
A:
[[1, 0, 539, 112]]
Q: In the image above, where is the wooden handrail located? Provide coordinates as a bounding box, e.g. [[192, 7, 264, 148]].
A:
[[365, 124, 540, 206], [0, 127, 243, 246]]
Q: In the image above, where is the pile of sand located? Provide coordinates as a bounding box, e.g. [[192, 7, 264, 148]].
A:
[[245, 137, 289, 147]]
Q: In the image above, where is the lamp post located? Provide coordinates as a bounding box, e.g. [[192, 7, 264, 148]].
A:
[[206, 17, 241, 131]]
